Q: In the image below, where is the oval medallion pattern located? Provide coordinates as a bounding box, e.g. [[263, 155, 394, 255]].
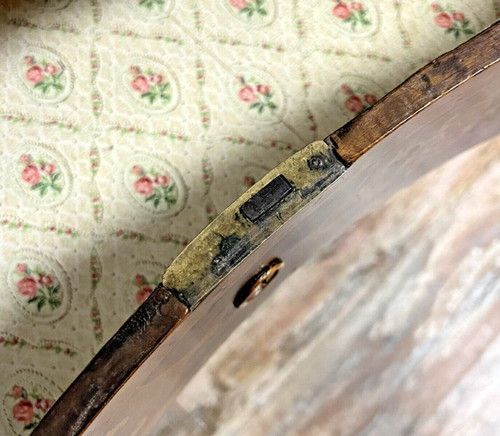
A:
[[124, 155, 187, 215], [237, 163, 270, 195], [427, 3, 478, 41], [334, 75, 386, 118], [128, 0, 175, 19], [13, 144, 72, 207], [1, 370, 61, 435], [222, 0, 277, 27], [7, 253, 72, 323], [17, 47, 74, 104], [123, 57, 180, 113], [229, 67, 285, 123], [327, 0, 379, 37], [130, 261, 163, 307]]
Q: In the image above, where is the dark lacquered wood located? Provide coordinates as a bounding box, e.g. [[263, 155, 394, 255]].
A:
[[88, 36, 500, 435], [34, 22, 500, 436], [154, 135, 500, 435], [327, 21, 500, 164], [33, 286, 188, 436]]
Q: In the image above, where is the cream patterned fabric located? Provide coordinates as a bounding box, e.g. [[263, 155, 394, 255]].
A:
[[0, 0, 497, 433]]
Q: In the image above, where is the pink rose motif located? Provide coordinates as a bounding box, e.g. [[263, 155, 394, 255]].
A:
[[345, 95, 363, 113], [150, 74, 163, 85], [17, 277, 38, 297], [21, 164, 40, 186], [16, 264, 26, 274], [20, 154, 30, 164], [230, 0, 247, 10], [130, 66, 139, 75], [452, 12, 464, 21], [136, 286, 153, 305], [12, 399, 34, 423], [12, 385, 23, 398], [341, 84, 351, 94], [132, 165, 142, 175], [24, 56, 33, 65], [244, 176, 254, 187], [131, 75, 149, 94], [256, 84, 270, 95], [155, 175, 169, 186], [35, 398, 54, 412], [135, 274, 144, 286], [333, 2, 350, 19], [350, 2, 363, 11], [364, 94, 377, 105], [39, 275, 54, 287], [238, 85, 257, 103], [431, 3, 440, 12], [44, 65, 59, 75], [435, 12, 452, 29], [26, 65, 44, 84], [42, 163, 55, 174], [134, 176, 154, 196]]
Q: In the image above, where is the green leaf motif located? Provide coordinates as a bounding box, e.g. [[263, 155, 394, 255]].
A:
[[239, 0, 267, 20], [346, 9, 371, 30], [26, 284, 62, 312], [246, 91, 277, 115], [140, 82, 171, 106], [144, 182, 177, 208], [139, 0, 164, 9], [33, 71, 65, 96], [445, 18, 475, 39], [30, 172, 63, 197]]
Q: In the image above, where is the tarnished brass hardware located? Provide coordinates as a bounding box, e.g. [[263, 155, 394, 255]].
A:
[[233, 258, 284, 308]]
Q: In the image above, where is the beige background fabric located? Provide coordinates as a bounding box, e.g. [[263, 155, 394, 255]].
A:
[[0, 0, 497, 434]]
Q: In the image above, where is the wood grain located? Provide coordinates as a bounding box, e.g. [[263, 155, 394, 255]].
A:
[[33, 287, 188, 436], [85, 61, 499, 436], [327, 21, 500, 164], [34, 23, 500, 436], [154, 134, 500, 436]]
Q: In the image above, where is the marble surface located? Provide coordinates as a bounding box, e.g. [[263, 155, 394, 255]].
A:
[[152, 135, 500, 436]]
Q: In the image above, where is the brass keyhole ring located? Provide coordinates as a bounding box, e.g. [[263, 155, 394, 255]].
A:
[[233, 258, 284, 308]]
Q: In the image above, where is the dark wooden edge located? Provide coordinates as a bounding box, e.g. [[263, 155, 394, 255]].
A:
[[32, 285, 189, 436], [32, 21, 500, 436], [327, 20, 500, 164]]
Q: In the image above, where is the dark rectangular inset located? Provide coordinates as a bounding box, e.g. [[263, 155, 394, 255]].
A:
[[240, 175, 293, 223]]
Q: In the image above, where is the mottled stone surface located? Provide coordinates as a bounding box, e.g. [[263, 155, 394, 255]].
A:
[[152, 136, 500, 436]]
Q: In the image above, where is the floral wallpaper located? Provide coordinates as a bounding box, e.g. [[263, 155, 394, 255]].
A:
[[0, 0, 496, 433]]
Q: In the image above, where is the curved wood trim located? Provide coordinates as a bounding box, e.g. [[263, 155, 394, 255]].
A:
[[33, 22, 499, 436], [327, 21, 500, 164], [159, 22, 500, 311], [33, 286, 188, 435]]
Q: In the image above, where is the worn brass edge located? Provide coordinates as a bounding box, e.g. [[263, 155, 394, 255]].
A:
[[163, 140, 346, 308]]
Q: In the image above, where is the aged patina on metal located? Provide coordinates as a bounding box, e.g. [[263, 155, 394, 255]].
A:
[[166, 138, 347, 309], [34, 22, 500, 436], [240, 175, 294, 223]]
